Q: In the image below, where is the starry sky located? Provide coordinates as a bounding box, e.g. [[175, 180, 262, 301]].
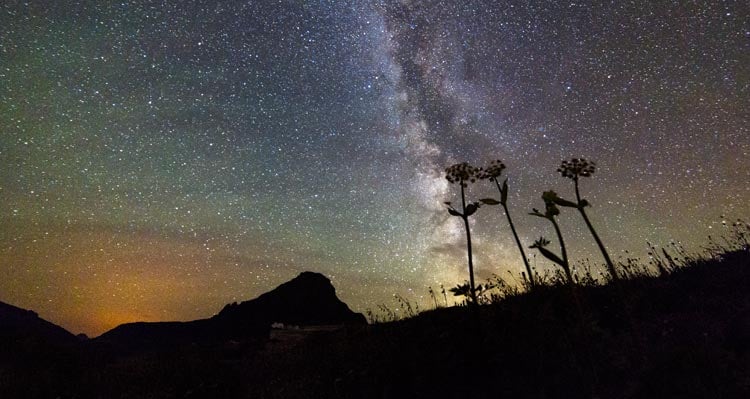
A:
[[1, 1, 748, 336]]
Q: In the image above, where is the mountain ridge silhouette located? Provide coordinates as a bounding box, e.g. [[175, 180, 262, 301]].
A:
[[0, 300, 78, 346], [93, 271, 365, 351]]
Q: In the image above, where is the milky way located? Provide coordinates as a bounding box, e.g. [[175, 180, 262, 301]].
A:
[[1, 1, 747, 335]]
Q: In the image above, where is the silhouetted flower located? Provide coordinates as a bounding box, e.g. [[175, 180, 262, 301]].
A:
[[556, 158, 619, 281], [557, 158, 596, 180], [530, 191, 573, 285], [445, 162, 481, 187], [477, 159, 506, 181], [479, 159, 535, 288], [443, 162, 482, 304], [541, 191, 562, 217]]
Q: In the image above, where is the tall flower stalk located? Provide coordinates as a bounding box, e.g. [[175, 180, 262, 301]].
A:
[[556, 158, 619, 281], [444, 162, 482, 305], [529, 191, 575, 286], [477, 160, 535, 288]]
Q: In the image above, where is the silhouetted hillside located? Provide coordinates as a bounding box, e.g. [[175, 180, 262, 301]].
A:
[[2, 252, 747, 398], [0, 301, 77, 347], [94, 271, 364, 353], [0, 302, 82, 398], [239, 249, 750, 398], [94, 318, 246, 354]]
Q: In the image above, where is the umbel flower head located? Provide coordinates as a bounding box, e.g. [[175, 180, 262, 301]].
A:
[[478, 159, 506, 181], [557, 158, 596, 180], [445, 162, 481, 187]]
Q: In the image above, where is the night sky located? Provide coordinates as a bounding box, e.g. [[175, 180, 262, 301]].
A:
[[1, 1, 747, 336]]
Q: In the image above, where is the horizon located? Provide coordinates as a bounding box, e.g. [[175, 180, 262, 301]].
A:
[[1, 1, 748, 336]]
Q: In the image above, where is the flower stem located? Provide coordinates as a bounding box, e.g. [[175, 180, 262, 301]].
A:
[[495, 179, 535, 288], [551, 217, 573, 285], [461, 182, 478, 305], [575, 178, 619, 281]]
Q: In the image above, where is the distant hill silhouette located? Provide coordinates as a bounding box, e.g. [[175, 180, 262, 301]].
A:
[[0, 301, 77, 347], [216, 271, 367, 325], [95, 271, 365, 352]]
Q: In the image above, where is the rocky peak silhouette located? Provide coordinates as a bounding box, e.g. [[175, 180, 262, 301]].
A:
[[216, 271, 366, 326], [94, 271, 365, 353]]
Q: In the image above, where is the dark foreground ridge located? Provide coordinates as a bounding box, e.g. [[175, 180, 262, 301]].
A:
[[94, 271, 365, 352], [1, 253, 748, 398], [0, 301, 78, 347]]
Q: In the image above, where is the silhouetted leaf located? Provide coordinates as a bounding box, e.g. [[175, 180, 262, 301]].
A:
[[447, 208, 462, 217], [449, 283, 471, 297], [536, 246, 566, 267], [500, 178, 508, 205], [545, 202, 560, 217], [552, 196, 578, 208], [465, 203, 478, 217], [529, 210, 546, 218], [542, 191, 557, 203], [480, 198, 500, 205], [531, 237, 551, 247]]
